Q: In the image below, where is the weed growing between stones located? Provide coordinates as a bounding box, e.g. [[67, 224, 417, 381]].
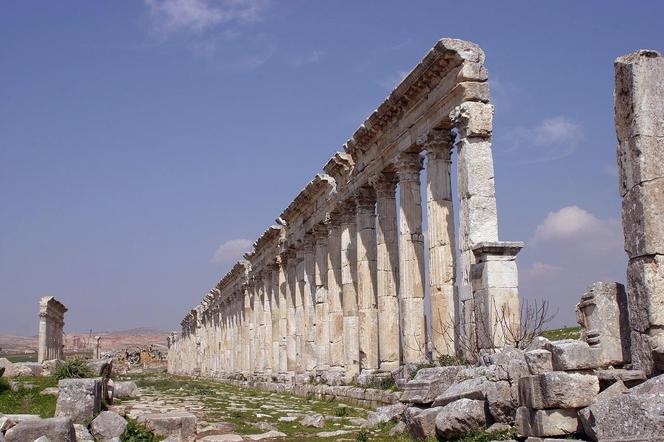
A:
[[121, 419, 163, 442], [53, 359, 93, 380]]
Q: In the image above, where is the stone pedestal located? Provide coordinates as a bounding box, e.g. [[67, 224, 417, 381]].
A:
[[470, 241, 523, 350]]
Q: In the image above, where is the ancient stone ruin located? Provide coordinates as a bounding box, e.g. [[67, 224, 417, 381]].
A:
[[168, 38, 524, 382], [37, 296, 67, 363], [159, 42, 664, 441]]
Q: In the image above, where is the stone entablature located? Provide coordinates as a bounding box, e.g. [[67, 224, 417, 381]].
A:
[[38, 296, 67, 363], [168, 38, 523, 381]]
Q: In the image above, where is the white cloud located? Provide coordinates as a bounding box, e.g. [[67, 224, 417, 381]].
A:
[[530, 205, 620, 247], [523, 261, 561, 278], [289, 49, 325, 67], [211, 238, 253, 264], [500, 116, 583, 163], [145, 0, 266, 34]]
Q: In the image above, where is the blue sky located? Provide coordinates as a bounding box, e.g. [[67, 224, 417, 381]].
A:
[[1, 1, 662, 336]]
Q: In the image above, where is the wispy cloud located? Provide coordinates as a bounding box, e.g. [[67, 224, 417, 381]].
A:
[[145, 0, 266, 34], [500, 116, 583, 164], [378, 70, 409, 90], [211, 238, 253, 264], [523, 261, 561, 278], [288, 49, 325, 67]]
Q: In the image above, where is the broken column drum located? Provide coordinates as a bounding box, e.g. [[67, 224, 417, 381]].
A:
[[168, 38, 523, 380]]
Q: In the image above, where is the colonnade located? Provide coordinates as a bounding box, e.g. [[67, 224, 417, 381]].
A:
[[168, 38, 523, 382]]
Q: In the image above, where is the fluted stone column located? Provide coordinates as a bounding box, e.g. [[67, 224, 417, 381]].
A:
[[295, 249, 305, 372], [286, 251, 298, 372], [262, 270, 273, 372], [327, 213, 346, 375], [340, 202, 360, 379], [372, 171, 401, 371], [396, 152, 428, 363], [313, 224, 330, 372], [269, 263, 281, 371], [303, 235, 317, 373], [425, 130, 457, 358], [356, 186, 379, 371], [242, 284, 252, 374], [38, 312, 48, 362], [277, 256, 289, 373]]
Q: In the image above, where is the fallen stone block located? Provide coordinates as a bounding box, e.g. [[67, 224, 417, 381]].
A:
[[246, 431, 286, 440], [39, 387, 59, 396], [2, 415, 40, 425], [435, 398, 487, 439], [86, 359, 113, 379], [40, 360, 62, 376], [595, 368, 646, 388], [366, 402, 406, 427], [516, 407, 581, 438], [480, 346, 531, 382], [4, 417, 75, 442], [578, 392, 664, 441], [199, 435, 243, 442], [525, 350, 553, 375], [13, 362, 43, 377], [485, 380, 517, 423], [0, 359, 16, 378], [628, 372, 664, 395], [300, 413, 324, 428], [138, 411, 197, 442], [400, 366, 461, 405], [73, 424, 94, 441], [407, 406, 441, 439], [111, 380, 138, 399], [519, 372, 599, 409], [316, 430, 352, 438], [432, 376, 490, 407], [545, 340, 599, 371], [594, 379, 628, 403], [90, 411, 127, 440], [55, 378, 102, 424]]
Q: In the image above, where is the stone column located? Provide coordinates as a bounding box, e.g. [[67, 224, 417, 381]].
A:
[[313, 224, 330, 373], [38, 311, 48, 362], [425, 130, 457, 358], [340, 201, 360, 379], [372, 171, 401, 371], [249, 280, 259, 374], [242, 284, 252, 374], [615, 50, 664, 375], [269, 262, 282, 372], [286, 251, 298, 372], [396, 152, 427, 363], [450, 102, 499, 354], [356, 186, 379, 372], [303, 234, 317, 373], [279, 251, 294, 373], [327, 213, 346, 377], [262, 270, 273, 373], [295, 249, 305, 372]]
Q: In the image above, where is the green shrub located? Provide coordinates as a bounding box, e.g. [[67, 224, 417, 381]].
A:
[[121, 420, 162, 442], [53, 359, 93, 380], [355, 427, 370, 442], [437, 354, 469, 367]]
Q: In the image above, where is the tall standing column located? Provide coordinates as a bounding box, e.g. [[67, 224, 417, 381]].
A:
[[327, 213, 346, 375], [340, 201, 360, 379], [425, 130, 457, 358], [313, 224, 330, 372], [286, 251, 298, 372], [38, 310, 48, 362], [356, 186, 379, 371], [372, 171, 401, 371], [303, 234, 317, 373], [295, 249, 305, 372], [396, 152, 428, 363], [242, 284, 252, 374], [450, 102, 499, 355], [269, 262, 282, 372], [262, 270, 273, 373]]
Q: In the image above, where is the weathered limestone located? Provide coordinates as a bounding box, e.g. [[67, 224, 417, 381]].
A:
[[138, 412, 197, 442], [167, 38, 521, 384], [575, 282, 631, 367], [55, 378, 103, 425], [4, 417, 75, 442], [425, 130, 457, 358], [518, 372, 599, 410], [615, 49, 664, 375], [397, 153, 427, 364], [38, 296, 67, 363]]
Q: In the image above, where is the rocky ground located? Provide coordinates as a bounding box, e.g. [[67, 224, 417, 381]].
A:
[[114, 372, 407, 441]]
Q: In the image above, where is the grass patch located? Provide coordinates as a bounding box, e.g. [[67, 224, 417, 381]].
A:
[[3, 353, 38, 363], [121, 419, 164, 442], [0, 375, 58, 417], [446, 427, 518, 441], [540, 326, 581, 341], [53, 358, 94, 380]]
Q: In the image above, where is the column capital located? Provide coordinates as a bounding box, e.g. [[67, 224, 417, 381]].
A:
[[396, 152, 424, 182], [338, 200, 357, 224], [313, 223, 329, 243], [302, 233, 315, 252], [370, 171, 398, 198], [422, 129, 454, 160], [355, 185, 377, 211], [449, 101, 494, 138]]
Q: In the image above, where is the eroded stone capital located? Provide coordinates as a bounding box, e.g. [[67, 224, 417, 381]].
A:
[[355, 185, 377, 212], [450, 102, 494, 139], [395, 152, 424, 182], [423, 129, 454, 160]]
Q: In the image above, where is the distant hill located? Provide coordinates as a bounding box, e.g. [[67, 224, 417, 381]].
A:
[[0, 327, 170, 354]]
